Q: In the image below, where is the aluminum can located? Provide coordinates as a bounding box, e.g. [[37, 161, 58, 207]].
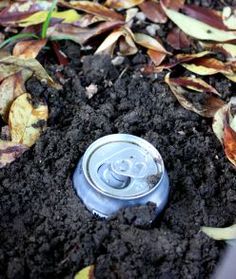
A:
[[73, 134, 169, 217]]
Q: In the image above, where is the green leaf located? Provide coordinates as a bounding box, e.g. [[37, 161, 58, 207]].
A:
[[41, 0, 58, 39], [0, 33, 39, 49]]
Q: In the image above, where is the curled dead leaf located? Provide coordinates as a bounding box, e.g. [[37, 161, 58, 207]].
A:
[[13, 39, 47, 59], [201, 224, 236, 241], [95, 27, 137, 56], [9, 93, 48, 147], [133, 32, 170, 64], [212, 98, 236, 167], [133, 32, 169, 53], [165, 73, 225, 118], [74, 265, 94, 279], [0, 140, 28, 168]]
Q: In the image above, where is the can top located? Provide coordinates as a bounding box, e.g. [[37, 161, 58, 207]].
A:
[[82, 134, 165, 200]]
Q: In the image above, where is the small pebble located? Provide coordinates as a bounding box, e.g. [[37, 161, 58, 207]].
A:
[[135, 12, 146, 21], [112, 56, 125, 66]]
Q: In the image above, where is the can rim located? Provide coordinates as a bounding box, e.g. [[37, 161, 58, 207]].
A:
[[82, 134, 166, 200]]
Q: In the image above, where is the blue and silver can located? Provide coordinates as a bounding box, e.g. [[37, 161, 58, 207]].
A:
[[73, 134, 169, 217]]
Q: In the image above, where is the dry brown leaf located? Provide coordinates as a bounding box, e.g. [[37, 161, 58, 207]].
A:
[[0, 140, 28, 168], [13, 39, 47, 59], [166, 27, 191, 50], [212, 98, 236, 167], [119, 35, 138, 56], [165, 73, 225, 118], [47, 21, 124, 45], [139, 1, 167, 23], [74, 265, 94, 279], [147, 49, 166, 66], [224, 124, 236, 166], [105, 0, 144, 9], [59, 0, 124, 21], [9, 93, 48, 147], [168, 76, 221, 95], [133, 32, 170, 64]]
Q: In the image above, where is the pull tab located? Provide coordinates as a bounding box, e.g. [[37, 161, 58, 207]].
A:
[[110, 147, 158, 179], [96, 146, 158, 189], [98, 163, 130, 189]]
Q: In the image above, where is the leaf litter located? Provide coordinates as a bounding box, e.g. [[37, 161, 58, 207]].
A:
[[0, 35, 58, 168], [0, 0, 235, 263]]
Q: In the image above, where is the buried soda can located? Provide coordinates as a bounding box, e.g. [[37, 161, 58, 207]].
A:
[[73, 134, 170, 217]]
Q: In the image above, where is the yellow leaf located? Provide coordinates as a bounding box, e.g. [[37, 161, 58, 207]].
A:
[[9, 93, 48, 147], [0, 56, 60, 89], [225, 74, 236, 82], [18, 9, 81, 27], [182, 63, 220, 75], [0, 72, 27, 121], [201, 224, 236, 240], [74, 265, 94, 279]]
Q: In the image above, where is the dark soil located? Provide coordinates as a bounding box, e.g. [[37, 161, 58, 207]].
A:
[[0, 50, 235, 278], [1, 1, 236, 278]]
